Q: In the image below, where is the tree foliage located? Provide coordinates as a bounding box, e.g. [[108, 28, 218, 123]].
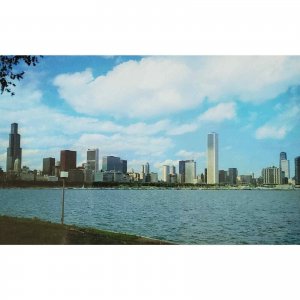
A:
[[0, 55, 42, 96]]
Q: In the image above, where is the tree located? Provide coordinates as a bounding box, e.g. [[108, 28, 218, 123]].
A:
[[0, 55, 42, 96]]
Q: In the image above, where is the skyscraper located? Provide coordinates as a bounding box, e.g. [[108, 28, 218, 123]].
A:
[[87, 148, 99, 172], [60, 150, 76, 171], [207, 132, 219, 184], [178, 160, 185, 183], [144, 162, 150, 175], [6, 123, 22, 172], [228, 168, 238, 185], [295, 156, 300, 185], [43, 157, 55, 175], [279, 152, 290, 183], [184, 160, 196, 184], [102, 156, 127, 173], [162, 165, 170, 182]]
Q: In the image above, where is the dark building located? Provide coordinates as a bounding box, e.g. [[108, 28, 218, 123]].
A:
[[60, 150, 76, 171], [219, 170, 227, 184], [179, 160, 185, 183], [43, 157, 55, 175], [204, 168, 207, 184], [102, 156, 127, 173], [228, 168, 238, 185], [295, 156, 300, 185], [121, 159, 127, 174], [68, 169, 84, 183], [6, 123, 22, 172]]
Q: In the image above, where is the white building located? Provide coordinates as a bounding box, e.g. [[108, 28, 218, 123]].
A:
[[207, 132, 219, 184], [185, 160, 196, 184], [262, 167, 280, 185], [162, 165, 170, 182], [87, 148, 99, 172]]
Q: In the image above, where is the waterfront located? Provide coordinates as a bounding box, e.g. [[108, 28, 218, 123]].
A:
[[0, 189, 299, 244]]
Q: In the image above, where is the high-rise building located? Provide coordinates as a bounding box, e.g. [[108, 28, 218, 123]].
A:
[[262, 166, 280, 185], [162, 165, 170, 182], [87, 149, 99, 172], [6, 123, 22, 172], [184, 160, 196, 184], [228, 168, 238, 185], [178, 160, 185, 183], [43, 157, 55, 175], [102, 156, 127, 173], [60, 150, 76, 171], [207, 132, 219, 184], [295, 156, 300, 185], [144, 162, 150, 175], [279, 152, 290, 183], [121, 159, 127, 174], [219, 170, 227, 184], [170, 165, 176, 175]]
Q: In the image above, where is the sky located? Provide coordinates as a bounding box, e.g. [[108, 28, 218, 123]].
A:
[[0, 55, 300, 178]]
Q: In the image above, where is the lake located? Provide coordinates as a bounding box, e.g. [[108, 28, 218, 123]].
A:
[[0, 188, 299, 244]]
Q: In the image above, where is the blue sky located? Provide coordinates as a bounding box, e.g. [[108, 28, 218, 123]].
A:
[[0, 56, 299, 178]]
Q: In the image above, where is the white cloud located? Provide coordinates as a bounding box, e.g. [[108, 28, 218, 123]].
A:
[[167, 123, 199, 135], [53, 56, 300, 119], [198, 102, 236, 123], [255, 125, 288, 140], [176, 150, 206, 160], [255, 100, 300, 140]]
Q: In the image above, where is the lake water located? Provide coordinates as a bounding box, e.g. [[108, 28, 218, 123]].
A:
[[0, 188, 299, 244]]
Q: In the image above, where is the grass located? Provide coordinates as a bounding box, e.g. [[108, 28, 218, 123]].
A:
[[0, 215, 173, 245]]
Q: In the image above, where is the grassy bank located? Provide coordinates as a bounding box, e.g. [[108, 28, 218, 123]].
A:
[[0, 215, 172, 245]]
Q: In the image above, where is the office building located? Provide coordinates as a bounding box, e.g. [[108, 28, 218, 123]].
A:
[[60, 150, 76, 171], [219, 170, 227, 184], [43, 157, 55, 175], [295, 156, 300, 185], [102, 156, 127, 173], [262, 166, 280, 185], [207, 132, 219, 184], [162, 165, 170, 182], [170, 165, 176, 175], [87, 149, 99, 172], [279, 152, 290, 184], [144, 162, 150, 175], [6, 123, 22, 172], [178, 160, 185, 183], [185, 160, 196, 184], [121, 159, 127, 174], [228, 168, 238, 185]]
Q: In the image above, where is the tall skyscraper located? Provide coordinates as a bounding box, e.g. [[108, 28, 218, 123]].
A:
[[87, 148, 99, 172], [207, 132, 219, 184], [228, 168, 238, 185], [279, 152, 290, 183], [295, 156, 300, 185], [60, 150, 77, 171], [43, 157, 55, 175], [170, 165, 176, 175], [162, 165, 170, 182], [121, 159, 127, 174], [178, 160, 185, 183], [184, 160, 196, 184], [6, 123, 22, 172], [144, 162, 150, 175]]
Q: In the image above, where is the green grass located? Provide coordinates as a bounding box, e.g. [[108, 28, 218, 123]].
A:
[[0, 215, 173, 245]]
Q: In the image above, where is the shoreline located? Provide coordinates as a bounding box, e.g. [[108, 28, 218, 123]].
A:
[[0, 215, 173, 245]]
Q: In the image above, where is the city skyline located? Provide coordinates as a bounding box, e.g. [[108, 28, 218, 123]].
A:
[[0, 56, 300, 177]]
